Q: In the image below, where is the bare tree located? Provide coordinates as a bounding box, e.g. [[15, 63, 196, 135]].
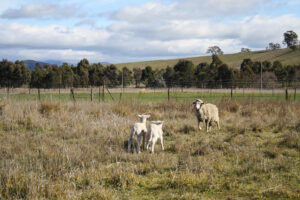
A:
[[241, 48, 251, 53], [206, 46, 223, 55]]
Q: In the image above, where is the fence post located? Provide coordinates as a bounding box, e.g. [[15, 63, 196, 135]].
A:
[[168, 87, 170, 101], [285, 88, 288, 101], [230, 85, 233, 99], [59, 85, 61, 101], [6, 87, 9, 100], [38, 88, 41, 101], [91, 87, 93, 101], [102, 83, 105, 102], [99, 87, 101, 102], [106, 86, 114, 101], [70, 88, 75, 102], [294, 87, 296, 101]]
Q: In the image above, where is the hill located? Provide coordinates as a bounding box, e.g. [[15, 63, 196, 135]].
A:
[[114, 47, 300, 70], [23, 60, 48, 70]]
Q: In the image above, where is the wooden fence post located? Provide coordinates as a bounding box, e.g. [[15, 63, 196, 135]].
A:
[[70, 88, 75, 102], [285, 88, 288, 101], [102, 83, 105, 101], [99, 87, 101, 102], [38, 88, 41, 101], [91, 87, 93, 101], [168, 87, 170, 101]]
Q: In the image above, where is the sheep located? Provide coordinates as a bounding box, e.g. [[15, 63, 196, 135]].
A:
[[193, 99, 220, 132], [146, 121, 164, 153], [127, 114, 150, 153]]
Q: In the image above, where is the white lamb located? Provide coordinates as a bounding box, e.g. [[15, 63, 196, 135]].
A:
[[193, 99, 220, 132], [146, 121, 164, 153], [128, 114, 150, 153]]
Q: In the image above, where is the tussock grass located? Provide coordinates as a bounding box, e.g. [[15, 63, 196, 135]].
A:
[[0, 99, 299, 199]]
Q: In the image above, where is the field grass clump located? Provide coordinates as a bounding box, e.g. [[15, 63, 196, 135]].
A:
[[39, 102, 61, 116], [0, 99, 299, 199]]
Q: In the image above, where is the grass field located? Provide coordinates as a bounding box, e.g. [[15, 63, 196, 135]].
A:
[[0, 98, 299, 199], [113, 47, 300, 70], [1, 89, 299, 102]]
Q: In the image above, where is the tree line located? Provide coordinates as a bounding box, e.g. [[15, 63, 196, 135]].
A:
[[0, 55, 299, 90]]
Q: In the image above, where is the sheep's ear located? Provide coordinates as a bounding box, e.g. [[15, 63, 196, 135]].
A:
[[138, 114, 142, 118]]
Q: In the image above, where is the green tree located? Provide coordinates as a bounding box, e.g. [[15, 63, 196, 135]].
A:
[[173, 60, 195, 87], [76, 59, 90, 87], [262, 61, 272, 72], [240, 58, 255, 87], [216, 63, 232, 88], [104, 65, 120, 87], [283, 30, 298, 50], [0, 59, 14, 88], [163, 66, 174, 88], [30, 64, 46, 88], [153, 69, 166, 88], [142, 66, 155, 87], [119, 67, 132, 87], [133, 68, 142, 88], [89, 63, 104, 86], [194, 62, 210, 88], [273, 61, 287, 84], [61, 63, 74, 88]]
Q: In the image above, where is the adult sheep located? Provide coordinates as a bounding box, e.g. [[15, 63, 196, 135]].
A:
[[193, 99, 220, 132]]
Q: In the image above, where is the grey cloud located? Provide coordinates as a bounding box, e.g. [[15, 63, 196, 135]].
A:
[[111, 0, 271, 22], [75, 19, 96, 27], [1, 3, 81, 19]]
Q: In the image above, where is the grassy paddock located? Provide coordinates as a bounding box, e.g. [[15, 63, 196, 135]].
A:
[[1, 89, 299, 102], [0, 98, 299, 199]]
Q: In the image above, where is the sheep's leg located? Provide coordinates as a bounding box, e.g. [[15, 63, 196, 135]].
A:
[[217, 120, 220, 129], [206, 120, 209, 133], [136, 134, 142, 153], [146, 133, 152, 150], [151, 137, 157, 154], [160, 136, 164, 151], [142, 131, 146, 150], [128, 134, 134, 153], [198, 120, 202, 130]]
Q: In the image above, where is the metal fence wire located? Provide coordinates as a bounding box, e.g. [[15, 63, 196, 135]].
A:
[[0, 80, 299, 102]]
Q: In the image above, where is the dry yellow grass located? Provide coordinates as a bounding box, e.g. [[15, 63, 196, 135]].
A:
[[0, 99, 299, 199]]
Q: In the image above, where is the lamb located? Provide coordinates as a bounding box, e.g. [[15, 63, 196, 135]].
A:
[[146, 121, 164, 153], [127, 114, 150, 153], [193, 99, 220, 132]]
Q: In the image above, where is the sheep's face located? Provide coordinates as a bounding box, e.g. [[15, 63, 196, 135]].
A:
[[193, 99, 203, 111], [138, 114, 150, 122]]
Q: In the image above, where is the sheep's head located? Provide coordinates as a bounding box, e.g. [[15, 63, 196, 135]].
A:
[[151, 121, 164, 125], [138, 114, 151, 122], [193, 99, 204, 111]]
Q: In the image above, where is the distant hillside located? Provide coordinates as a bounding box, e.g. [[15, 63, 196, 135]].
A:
[[23, 60, 48, 70], [113, 47, 300, 70], [43, 60, 64, 66]]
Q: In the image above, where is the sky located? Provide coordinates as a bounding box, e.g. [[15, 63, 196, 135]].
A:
[[0, 0, 300, 64]]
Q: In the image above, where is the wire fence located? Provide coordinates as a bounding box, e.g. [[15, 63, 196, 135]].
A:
[[0, 81, 299, 102]]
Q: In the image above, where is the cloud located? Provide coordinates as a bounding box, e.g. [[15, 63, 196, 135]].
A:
[[1, 3, 81, 19], [75, 19, 96, 27], [111, 0, 271, 22], [1, 0, 300, 63]]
